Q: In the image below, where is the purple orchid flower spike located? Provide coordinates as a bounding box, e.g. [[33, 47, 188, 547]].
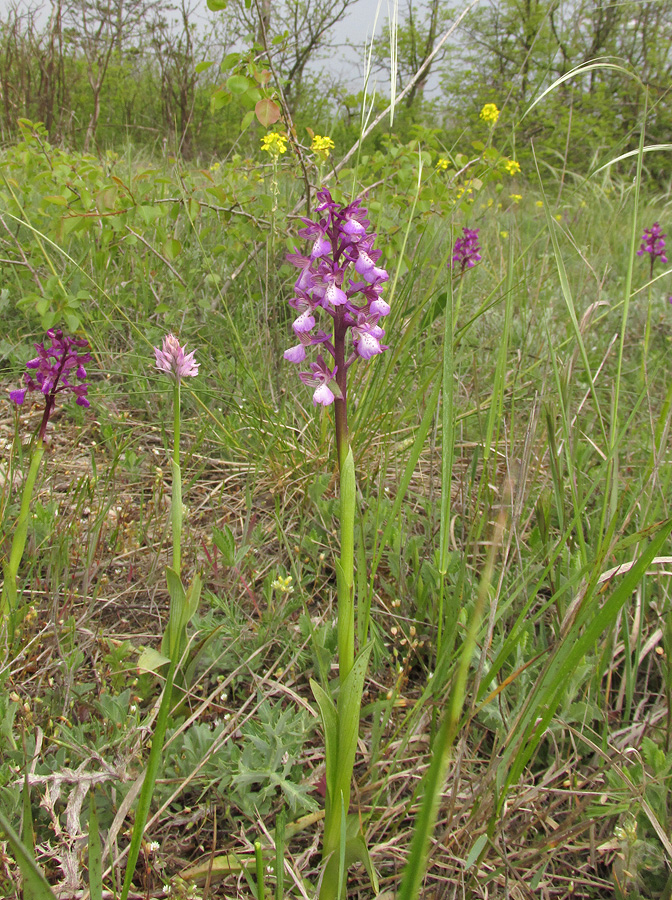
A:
[[154, 334, 199, 381], [637, 222, 667, 278], [285, 188, 390, 466], [452, 227, 482, 273], [9, 328, 92, 442]]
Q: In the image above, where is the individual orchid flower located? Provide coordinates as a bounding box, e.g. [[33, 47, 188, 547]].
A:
[[298, 355, 341, 407]]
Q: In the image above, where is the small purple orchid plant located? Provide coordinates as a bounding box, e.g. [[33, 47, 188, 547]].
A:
[[2, 329, 91, 632], [284, 188, 390, 469]]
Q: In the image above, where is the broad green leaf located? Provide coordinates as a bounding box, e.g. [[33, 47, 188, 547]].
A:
[[163, 237, 182, 261], [206, 0, 228, 9], [137, 646, 171, 674], [226, 74, 250, 95], [221, 52, 241, 70], [195, 60, 215, 73], [336, 644, 372, 800]]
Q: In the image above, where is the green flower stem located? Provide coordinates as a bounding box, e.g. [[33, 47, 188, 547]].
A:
[[0, 440, 45, 626], [641, 280, 653, 382], [171, 381, 182, 577], [337, 445, 356, 686], [319, 446, 359, 900]]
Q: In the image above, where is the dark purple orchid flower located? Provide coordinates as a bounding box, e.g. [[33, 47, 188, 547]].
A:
[[451, 227, 482, 273], [9, 328, 91, 441], [638, 223, 667, 278]]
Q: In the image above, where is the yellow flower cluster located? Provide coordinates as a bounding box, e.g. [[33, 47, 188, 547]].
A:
[[436, 157, 449, 171], [480, 103, 500, 125], [311, 134, 335, 160], [504, 159, 521, 175], [271, 574, 294, 594], [261, 132, 287, 157], [509, 193, 522, 203]]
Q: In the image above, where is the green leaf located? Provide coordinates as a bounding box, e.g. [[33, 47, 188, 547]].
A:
[[465, 833, 488, 869], [195, 60, 215, 73], [227, 74, 250, 95], [213, 525, 236, 567], [163, 237, 182, 261], [88, 792, 103, 900], [206, 0, 228, 9], [185, 573, 203, 621], [166, 566, 187, 658], [336, 645, 371, 780], [137, 646, 171, 674], [310, 679, 338, 803], [211, 89, 231, 111], [241, 110, 255, 132], [0, 811, 57, 900], [221, 52, 241, 70]]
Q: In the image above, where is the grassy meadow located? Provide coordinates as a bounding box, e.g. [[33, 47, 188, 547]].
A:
[[1, 103, 672, 900]]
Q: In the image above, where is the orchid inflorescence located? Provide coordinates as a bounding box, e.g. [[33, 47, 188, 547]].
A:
[[284, 189, 390, 410], [9, 328, 91, 441], [637, 222, 667, 268], [452, 226, 482, 273], [154, 333, 199, 382]]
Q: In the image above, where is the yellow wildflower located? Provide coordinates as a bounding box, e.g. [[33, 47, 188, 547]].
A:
[[535, 200, 544, 208], [271, 574, 294, 594], [555, 213, 563, 222], [261, 132, 287, 158], [436, 157, 449, 171], [509, 194, 522, 203], [500, 230, 509, 238], [480, 103, 500, 125], [311, 134, 335, 161], [210, 161, 221, 172], [504, 159, 521, 175]]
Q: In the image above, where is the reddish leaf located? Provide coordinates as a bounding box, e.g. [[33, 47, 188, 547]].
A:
[[255, 98, 281, 127]]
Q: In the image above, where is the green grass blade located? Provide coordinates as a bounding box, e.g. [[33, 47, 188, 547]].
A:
[[119, 660, 177, 900], [0, 810, 57, 900]]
